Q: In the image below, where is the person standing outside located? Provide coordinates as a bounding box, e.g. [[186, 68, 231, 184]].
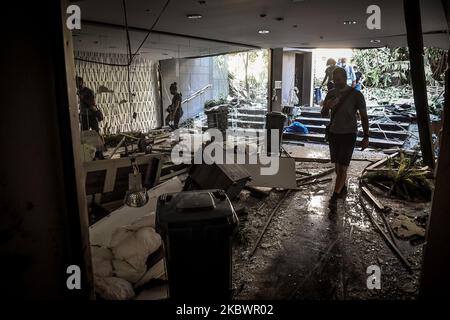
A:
[[321, 68, 369, 206], [320, 58, 338, 91], [338, 57, 356, 87], [354, 66, 364, 91]]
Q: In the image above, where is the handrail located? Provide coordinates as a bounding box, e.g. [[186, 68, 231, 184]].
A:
[[182, 84, 212, 104]]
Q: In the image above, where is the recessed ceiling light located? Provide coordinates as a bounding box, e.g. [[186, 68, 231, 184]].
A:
[[370, 39, 381, 43], [187, 14, 203, 19], [258, 29, 270, 34], [344, 20, 357, 25]]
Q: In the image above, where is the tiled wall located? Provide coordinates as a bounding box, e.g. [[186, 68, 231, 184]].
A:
[[75, 52, 161, 134]]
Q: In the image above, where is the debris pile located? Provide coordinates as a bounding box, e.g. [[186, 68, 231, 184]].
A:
[[362, 151, 432, 201]]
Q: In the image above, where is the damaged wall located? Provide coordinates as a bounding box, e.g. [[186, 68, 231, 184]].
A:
[[75, 52, 161, 134], [160, 56, 229, 123]]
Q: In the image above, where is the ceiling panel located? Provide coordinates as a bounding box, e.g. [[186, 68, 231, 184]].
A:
[[72, 0, 449, 60]]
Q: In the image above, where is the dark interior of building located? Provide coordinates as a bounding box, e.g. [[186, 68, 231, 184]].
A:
[[1, 0, 450, 307]]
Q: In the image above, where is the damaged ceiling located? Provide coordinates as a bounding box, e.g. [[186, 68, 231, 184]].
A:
[[73, 0, 449, 60]]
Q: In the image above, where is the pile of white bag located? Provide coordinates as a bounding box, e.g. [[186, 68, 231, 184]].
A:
[[91, 214, 163, 300]]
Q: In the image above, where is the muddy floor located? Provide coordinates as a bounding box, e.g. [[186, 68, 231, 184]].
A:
[[231, 160, 430, 300]]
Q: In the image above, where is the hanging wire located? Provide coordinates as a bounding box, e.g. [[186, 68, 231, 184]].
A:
[[74, 0, 171, 67], [122, 0, 134, 125], [129, 0, 171, 65]]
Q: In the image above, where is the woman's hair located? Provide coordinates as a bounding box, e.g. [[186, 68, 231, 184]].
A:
[[326, 58, 336, 66], [170, 82, 177, 91]]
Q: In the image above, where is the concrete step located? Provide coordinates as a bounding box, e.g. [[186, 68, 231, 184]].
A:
[[303, 124, 409, 140], [299, 109, 412, 123], [228, 119, 265, 129], [283, 132, 405, 149], [235, 108, 267, 116], [294, 117, 410, 131]]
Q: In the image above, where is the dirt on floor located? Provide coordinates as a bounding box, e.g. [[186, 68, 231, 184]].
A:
[[231, 160, 430, 300]]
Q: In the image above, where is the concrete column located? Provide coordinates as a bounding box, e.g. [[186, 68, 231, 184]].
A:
[[269, 48, 284, 112], [302, 52, 313, 107], [403, 0, 435, 168], [419, 46, 450, 299]]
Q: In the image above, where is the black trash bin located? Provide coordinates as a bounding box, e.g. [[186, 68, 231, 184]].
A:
[[265, 111, 287, 154], [155, 189, 238, 300], [205, 104, 229, 140]]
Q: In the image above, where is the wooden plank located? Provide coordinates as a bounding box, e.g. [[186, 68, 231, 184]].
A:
[[103, 166, 118, 193], [361, 186, 386, 212], [365, 151, 399, 171], [249, 190, 292, 257], [296, 168, 335, 183], [359, 196, 412, 271]]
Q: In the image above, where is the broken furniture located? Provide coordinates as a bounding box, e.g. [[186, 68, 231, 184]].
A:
[[205, 104, 229, 138], [241, 156, 297, 189], [84, 154, 163, 221], [185, 163, 251, 200], [156, 189, 238, 300], [89, 177, 183, 300]]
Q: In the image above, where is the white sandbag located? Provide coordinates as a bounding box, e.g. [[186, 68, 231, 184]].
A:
[[128, 214, 155, 231], [111, 227, 161, 262], [134, 259, 166, 289], [94, 276, 135, 300], [109, 227, 134, 249], [112, 259, 147, 284], [91, 245, 113, 278]]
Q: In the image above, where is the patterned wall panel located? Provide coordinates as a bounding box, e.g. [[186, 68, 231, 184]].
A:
[[75, 51, 161, 134]]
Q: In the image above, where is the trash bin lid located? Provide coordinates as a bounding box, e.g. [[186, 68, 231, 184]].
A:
[[156, 189, 235, 227]]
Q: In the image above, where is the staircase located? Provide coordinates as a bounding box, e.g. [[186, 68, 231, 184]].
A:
[[283, 107, 411, 149]]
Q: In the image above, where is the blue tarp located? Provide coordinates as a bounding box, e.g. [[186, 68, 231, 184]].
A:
[[283, 121, 309, 134]]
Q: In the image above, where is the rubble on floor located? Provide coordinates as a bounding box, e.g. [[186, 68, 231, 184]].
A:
[[231, 159, 431, 300]]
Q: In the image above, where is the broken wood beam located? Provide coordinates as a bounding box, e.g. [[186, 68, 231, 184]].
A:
[[364, 151, 399, 172], [249, 190, 292, 257], [361, 186, 387, 212], [297, 177, 332, 187], [359, 196, 412, 272], [296, 170, 312, 176], [296, 167, 335, 183]]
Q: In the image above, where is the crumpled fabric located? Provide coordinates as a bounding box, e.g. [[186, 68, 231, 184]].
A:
[[94, 276, 135, 300], [283, 121, 309, 134]]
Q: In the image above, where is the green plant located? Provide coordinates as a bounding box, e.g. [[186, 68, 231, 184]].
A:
[[363, 152, 432, 201]]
